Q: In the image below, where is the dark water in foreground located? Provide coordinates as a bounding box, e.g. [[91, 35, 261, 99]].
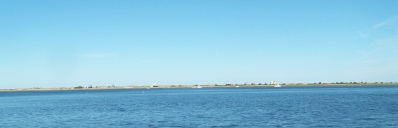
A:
[[1, 86, 398, 127]]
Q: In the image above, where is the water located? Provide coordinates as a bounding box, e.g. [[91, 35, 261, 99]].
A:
[[1, 86, 398, 127]]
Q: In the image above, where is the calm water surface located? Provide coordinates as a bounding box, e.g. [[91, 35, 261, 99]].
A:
[[1, 86, 398, 127]]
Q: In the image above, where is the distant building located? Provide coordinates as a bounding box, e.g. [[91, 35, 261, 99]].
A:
[[152, 83, 159, 87], [270, 81, 276, 85]]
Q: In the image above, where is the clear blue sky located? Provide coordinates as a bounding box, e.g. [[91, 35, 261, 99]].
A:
[[1, 0, 398, 88]]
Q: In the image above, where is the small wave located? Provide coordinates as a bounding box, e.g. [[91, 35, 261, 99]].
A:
[[211, 124, 239, 128]]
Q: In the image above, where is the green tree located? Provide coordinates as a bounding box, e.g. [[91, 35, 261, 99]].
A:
[[74, 86, 84, 89]]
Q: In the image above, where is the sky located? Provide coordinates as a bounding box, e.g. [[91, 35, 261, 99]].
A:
[[1, 0, 398, 88]]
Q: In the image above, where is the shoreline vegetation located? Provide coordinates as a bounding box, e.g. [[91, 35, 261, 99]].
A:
[[1, 82, 398, 92]]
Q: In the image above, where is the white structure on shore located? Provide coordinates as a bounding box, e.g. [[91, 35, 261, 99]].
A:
[[151, 83, 159, 87]]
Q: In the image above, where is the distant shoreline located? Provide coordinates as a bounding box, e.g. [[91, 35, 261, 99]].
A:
[[1, 83, 397, 92]]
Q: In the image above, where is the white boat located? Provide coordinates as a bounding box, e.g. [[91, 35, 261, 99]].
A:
[[197, 84, 202, 88], [274, 82, 282, 88], [270, 81, 282, 87]]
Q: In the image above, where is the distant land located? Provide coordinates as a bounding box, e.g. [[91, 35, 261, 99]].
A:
[[1, 82, 398, 92]]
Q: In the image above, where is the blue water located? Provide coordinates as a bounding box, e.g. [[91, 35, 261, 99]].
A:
[[1, 86, 398, 127]]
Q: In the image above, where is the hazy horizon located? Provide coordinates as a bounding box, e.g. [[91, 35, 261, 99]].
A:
[[1, 0, 398, 88]]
